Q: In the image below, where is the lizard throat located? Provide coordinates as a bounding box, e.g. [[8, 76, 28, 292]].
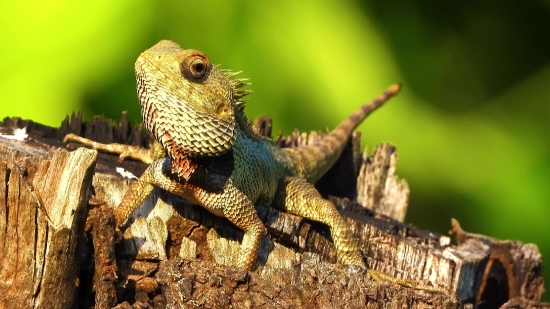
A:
[[137, 74, 237, 158]]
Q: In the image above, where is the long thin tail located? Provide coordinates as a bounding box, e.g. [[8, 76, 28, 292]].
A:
[[285, 83, 401, 183]]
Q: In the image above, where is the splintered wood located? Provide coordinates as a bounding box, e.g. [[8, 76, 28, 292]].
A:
[[0, 114, 547, 309], [0, 144, 97, 309], [356, 144, 409, 221]]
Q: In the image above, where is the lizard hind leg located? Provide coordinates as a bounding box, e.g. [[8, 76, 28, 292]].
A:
[[274, 177, 447, 294], [273, 176, 365, 266]]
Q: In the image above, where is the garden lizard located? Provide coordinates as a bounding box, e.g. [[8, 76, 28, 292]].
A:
[[65, 40, 442, 292]]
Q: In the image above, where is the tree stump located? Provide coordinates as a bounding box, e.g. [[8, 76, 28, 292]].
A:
[[0, 112, 546, 309]]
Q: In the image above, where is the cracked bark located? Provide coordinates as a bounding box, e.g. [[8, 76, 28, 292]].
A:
[[0, 113, 546, 309]]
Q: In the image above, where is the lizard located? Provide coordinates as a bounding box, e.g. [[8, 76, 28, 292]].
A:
[[64, 40, 443, 292]]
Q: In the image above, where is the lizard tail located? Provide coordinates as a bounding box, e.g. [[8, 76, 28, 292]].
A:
[[285, 83, 401, 183]]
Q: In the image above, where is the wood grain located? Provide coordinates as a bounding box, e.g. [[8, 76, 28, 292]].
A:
[[0, 114, 545, 308]]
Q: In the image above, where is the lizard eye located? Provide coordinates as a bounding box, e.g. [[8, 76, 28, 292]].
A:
[[181, 52, 210, 81]]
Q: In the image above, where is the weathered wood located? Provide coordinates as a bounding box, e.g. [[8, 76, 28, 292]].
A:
[[500, 298, 550, 309], [92, 207, 118, 308], [155, 258, 458, 309], [356, 145, 409, 221], [0, 113, 546, 308], [451, 219, 546, 307], [0, 139, 97, 309]]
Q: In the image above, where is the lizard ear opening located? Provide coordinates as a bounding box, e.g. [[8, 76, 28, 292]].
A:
[[181, 52, 211, 82]]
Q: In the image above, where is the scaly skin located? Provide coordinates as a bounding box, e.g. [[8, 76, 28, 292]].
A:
[[65, 40, 444, 293]]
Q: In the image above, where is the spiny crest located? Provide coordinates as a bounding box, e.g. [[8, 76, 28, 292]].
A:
[[219, 68, 253, 100], [216, 69, 271, 141], [218, 67, 267, 140]]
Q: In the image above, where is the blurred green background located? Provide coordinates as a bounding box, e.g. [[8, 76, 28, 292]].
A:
[[1, 0, 548, 299]]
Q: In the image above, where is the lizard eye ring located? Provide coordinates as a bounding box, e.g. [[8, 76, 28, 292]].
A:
[[181, 52, 210, 82]]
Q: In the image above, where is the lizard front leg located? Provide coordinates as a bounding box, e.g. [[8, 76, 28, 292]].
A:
[[113, 158, 172, 227], [194, 183, 267, 270], [64, 133, 165, 164], [113, 158, 201, 227], [113, 157, 266, 270]]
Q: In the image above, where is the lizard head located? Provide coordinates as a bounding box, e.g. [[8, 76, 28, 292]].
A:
[[134, 40, 248, 159]]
